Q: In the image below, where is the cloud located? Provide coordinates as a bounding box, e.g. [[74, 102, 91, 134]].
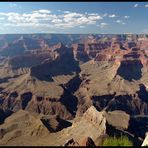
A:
[[124, 16, 130, 19], [108, 14, 116, 18], [58, 12, 102, 28], [0, 10, 103, 29], [116, 20, 125, 25], [116, 20, 121, 23], [145, 5, 148, 8], [63, 11, 71, 13], [4, 22, 53, 28], [99, 22, 109, 28], [51, 18, 63, 23], [134, 4, 138, 7], [63, 12, 83, 19], [33, 9, 51, 14], [0, 12, 19, 17], [88, 15, 102, 21], [0, 11, 55, 28], [88, 13, 99, 16]]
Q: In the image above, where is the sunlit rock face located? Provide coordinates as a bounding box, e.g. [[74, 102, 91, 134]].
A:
[[0, 34, 148, 146], [0, 34, 148, 121], [142, 133, 148, 146]]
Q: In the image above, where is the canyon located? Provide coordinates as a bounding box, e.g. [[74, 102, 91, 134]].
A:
[[0, 34, 148, 146]]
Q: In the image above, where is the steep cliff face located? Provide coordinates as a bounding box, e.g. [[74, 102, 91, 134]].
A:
[[60, 106, 106, 146], [0, 110, 50, 145], [72, 42, 111, 63], [142, 133, 148, 146], [0, 34, 148, 122], [0, 106, 146, 146], [0, 43, 79, 119]]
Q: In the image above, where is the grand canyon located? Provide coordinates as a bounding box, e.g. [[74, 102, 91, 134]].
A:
[[0, 34, 148, 146]]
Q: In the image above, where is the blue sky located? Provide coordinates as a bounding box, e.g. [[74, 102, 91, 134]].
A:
[[0, 2, 148, 34]]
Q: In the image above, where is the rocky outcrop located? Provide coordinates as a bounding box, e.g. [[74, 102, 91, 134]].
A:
[[60, 106, 106, 146], [72, 42, 111, 63], [63, 138, 79, 146], [0, 34, 148, 118], [0, 34, 148, 146], [79, 137, 96, 146], [63, 137, 96, 146], [0, 42, 81, 120], [0, 106, 106, 146], [0, 106, 146, 146], [40, 115, 72, 132], [0, 110, 50, 145], [104, 110, 130, 130], [142, 133, 148, 146]]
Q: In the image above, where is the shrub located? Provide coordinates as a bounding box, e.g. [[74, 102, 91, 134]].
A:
[[102, 135, 133, 146]]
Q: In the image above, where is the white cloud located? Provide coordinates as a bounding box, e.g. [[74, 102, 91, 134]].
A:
[[0, 11, 54, 28], [145, 5, 148, 8], [33, 9, 51, 14], [51, 18, 63, 23], [0, 10, 103, 29], [99, 22, 109, 28], [124, 16, 130, 19], [64, 12, 83, 19], [88, 15, 102, 20], [4, 22, 53, 28], [0, 12, 19, 17], [116, 20, 121, 23], [77, 17, 89, 24], [63, 11, 71, 13], [109, 14, 116, 18], [59, 12, 102, 28], [116, 20, 125, 25], [134, 4, 138, 7]]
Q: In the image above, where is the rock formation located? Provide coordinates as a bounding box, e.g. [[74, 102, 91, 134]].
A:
[[59, 106, 106, 146], [0, 110, 49, 145], [142, 133, 148, 146], [0, 34, 148, 146]]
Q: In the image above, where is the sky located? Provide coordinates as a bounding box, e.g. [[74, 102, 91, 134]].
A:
[[0, 2, 148, 34]]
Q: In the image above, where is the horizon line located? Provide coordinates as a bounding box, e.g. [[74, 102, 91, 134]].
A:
[[0, 33, 148, 35]]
